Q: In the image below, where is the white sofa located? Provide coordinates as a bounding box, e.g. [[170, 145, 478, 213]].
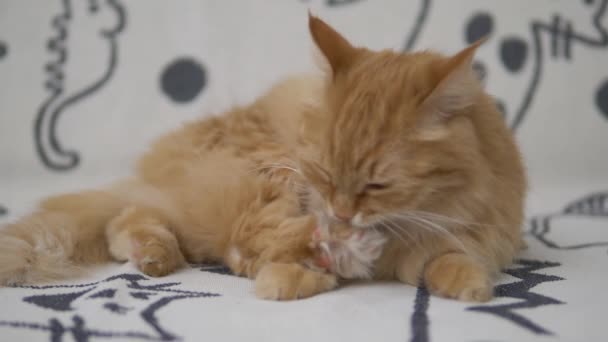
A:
[[1, 1, 607, 341]]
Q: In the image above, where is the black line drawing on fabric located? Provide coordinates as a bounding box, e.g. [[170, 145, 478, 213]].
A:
[[34, 0, 126, 171], [23, 287, 96, 311], [409, 286, 430, 342], [160, 58, 207, 104], [403, 0, 431, 51], [595, 78, 608, 119], [0, 40, 7, 59], [0, 273, 220, 341], [103, 302, 132, 314], [466, 0, 608, 131], [298, 0, 364, 5], [465, 12, 493, 45], [467, 259, 565, 335], [327, 0, 363, 5], [88, 288, 116, 298], [529, 191, 608, 251], [195, 263, 234, 276]]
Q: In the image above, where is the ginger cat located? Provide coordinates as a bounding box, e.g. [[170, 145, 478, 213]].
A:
[[0, 15, 526, 302]]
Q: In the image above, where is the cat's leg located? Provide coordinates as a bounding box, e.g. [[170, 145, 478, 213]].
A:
[[394, 242, 493, 302], [0, 191, 123, 285], [106, 206, 185, 277], [254, 227, 387, 300], [254, 262, 337, 300], [253, 218, 338, 301], [227, 214, 338, 301], [247, 218, 389, 300], [253, 228, 338, 301], [422, 252, 493, 302]]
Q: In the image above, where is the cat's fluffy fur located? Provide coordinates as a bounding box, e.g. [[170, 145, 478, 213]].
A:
[[0, 15, 526, 302]]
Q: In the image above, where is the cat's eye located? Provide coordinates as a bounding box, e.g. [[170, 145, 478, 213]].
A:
[[364, 183, 389, 191]]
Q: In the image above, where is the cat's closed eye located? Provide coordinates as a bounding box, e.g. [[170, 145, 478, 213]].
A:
[[363, 183, 389, 192]]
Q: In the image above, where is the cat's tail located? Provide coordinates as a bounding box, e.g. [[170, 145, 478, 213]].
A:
[[0, 190, 125, 286]]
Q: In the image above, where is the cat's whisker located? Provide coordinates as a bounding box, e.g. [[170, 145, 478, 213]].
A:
[[290, 180, 308, 188], [388, 214, 432, 233], [389, 214, 466, 251], [248, 162, 302, 175], [390, 212, 470, 234], [383, 217, 422, 249], [408, 211, 474, 229], [383, 218, 412, 241], [398, 210, 508, 229], [371, 225, 382, 237], [269, 161, 301, 172], [412, 216, 466, 251], [378, 221, 407, 244], [385, 223, 407, 243], [388, 219, 422, 249], [289, 183, 307, 192]]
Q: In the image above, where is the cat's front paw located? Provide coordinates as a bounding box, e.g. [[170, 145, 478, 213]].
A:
[[255, 262, 337, 301], [424, 252, 493, 302], [319, 228, 387, 279], [132, 238, 184, 277]]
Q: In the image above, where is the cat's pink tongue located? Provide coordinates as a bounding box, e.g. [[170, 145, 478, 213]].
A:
[[312, 227, 322, 241], [314, 253, 332, 270]]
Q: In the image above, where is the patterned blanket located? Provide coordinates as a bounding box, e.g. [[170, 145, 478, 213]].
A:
[[1, 1, 607, 341]]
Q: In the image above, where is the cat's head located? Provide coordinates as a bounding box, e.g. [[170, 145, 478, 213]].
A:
[[297, 14, 489, 231]]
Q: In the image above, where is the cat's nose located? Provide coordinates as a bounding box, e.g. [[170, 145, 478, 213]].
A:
[[331, 196, 354, 222]]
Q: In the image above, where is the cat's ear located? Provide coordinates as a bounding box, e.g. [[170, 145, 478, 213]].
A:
[[308, 12, 356, 75], [421, 38, 487, 118]]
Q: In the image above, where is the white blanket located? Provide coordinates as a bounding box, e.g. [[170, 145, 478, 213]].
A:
[[1, 1, 607, 341]]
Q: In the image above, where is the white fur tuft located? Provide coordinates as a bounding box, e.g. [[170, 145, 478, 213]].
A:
[[326, 229, 388, 279]]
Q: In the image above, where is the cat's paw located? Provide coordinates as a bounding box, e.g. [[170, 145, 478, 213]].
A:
[[255, 262, 337, 301], [318, 228, 387, 279], [423, 252, 493, 302], [132, 239, 184, 277]]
